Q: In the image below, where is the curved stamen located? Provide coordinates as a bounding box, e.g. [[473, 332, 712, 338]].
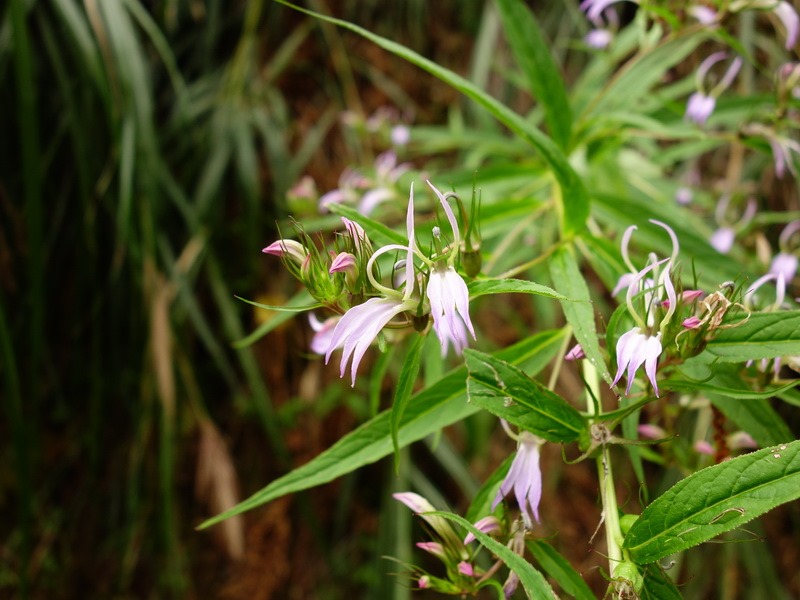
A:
[[621, 225, 638, 273], [649, 219, 680, 263]]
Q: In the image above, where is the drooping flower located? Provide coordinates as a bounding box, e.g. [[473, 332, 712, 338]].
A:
[[580, 0, 636, 22], [492, 431, 545, 530], [308, 313, 339, 355], [612, 327, 664, 396], [358, 151, 412, 214], [425, 180, 477, 356], [612, 252, 677, 397], [325, 188, 420, 385], [688, 5, 718, 25], [770, 221, 800, 282], [709, 195, 757, 254], [685, 52, 742, 125], [773, 1, 799, 50], [318, 168, 369, 212]]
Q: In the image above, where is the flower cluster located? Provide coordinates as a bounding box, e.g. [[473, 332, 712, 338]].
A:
[[264, 180, 478, 385]]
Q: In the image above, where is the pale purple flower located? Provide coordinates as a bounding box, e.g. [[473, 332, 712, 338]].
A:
[[262, 239, 307, 264], [358, 151, 412, 214], [503, 571, 520, 599], [586, 28, 613, 49], [686, 52, 742, 125], [427, 265, 475, 355], [580, 0, 635, 22], [613, 327, 663, 396], [318, 168, 369, 211], [426, 181, 477, 355], [688, 5, 718, 25], [492, 432, 544, 529], [463, 516, 501, 545], [675, 187, 693, 205], [774, 1, 799, 50], [770, 252, 798, 283], [325, 297, 412, 386], [770, 136, 800, 178], [308, 313, 339, 355], [710, 227, 735, 254], [391, 124, 411, 146], [326, 189, 420, 385], [685, 92, 717, 125]]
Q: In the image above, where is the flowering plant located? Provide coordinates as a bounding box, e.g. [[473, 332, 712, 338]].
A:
[[200, 0, 800, 597]]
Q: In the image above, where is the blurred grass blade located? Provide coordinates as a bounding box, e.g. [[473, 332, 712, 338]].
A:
[[496, 0, 572, 149], [274, 0, 589, 236], [390, 334, 426, 472]]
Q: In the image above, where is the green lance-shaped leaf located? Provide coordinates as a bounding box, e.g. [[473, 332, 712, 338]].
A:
[[624, 440, 800, 564], [495, 0, 572, 150], [705, 311, 800, 362], [464, 349, 584, 442], [390, 334, 426, 472], [274, 0, 589, 236], [527, 540, 595, 600], [198, 328, 566, 529], [549, 245, 613, 385], [468, 278, 564, 301], [434, 512, 557, 598]]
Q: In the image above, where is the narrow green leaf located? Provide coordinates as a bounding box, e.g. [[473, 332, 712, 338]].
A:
[[549, 245, 613, 385], [527, 540, 595, 600], [275, 0, 588, 235], [586, 32, 706, 117], [391, 334, 427, 472], [464, 349, 585, 442], [232, 289, 317, 349], [495, 0, 572, 149], [640, 565, 683, 600], [624, 440, 800, 564], [198, 329, 566, 528], [705, 311, 800, 361], [468, 278, 564, 300], [434, 512, 556, 598], [234, 294, 321, 313]]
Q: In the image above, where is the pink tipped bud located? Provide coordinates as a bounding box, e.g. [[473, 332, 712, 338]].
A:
[[565, 343, 586, 361], [457, 561, 475, 577], [694, 440, 715, 456], [682, 316, 702, 329], [638, 424, 667, 440], [393, 492, 435, 514], [416, 541, 446, 558], [463, 516, 502, 544], [329, 252, 357, 275], [262, 239, 308, 264], [418, 575, 430, 589]]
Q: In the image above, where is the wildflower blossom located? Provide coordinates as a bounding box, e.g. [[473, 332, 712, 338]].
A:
[[773, 1, 799, 50], [769, 220, 800, 283], [688, 5, 718, 25], [326, 189, 420, 385], [580, 0, 636, 22], [685, 52, 742, 125], [710, 195, 756, 254], [308, 313, 339, 355], [565, 343, 586, 361], [318, 168, 369, 211], [493, 430, 545, 530], [358, 151, 412, 214], [425, 181, 477, 356], [611, 221, 679, 397]]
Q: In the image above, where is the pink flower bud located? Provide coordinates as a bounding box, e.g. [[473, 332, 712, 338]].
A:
[[682, 316, 702, 329]]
